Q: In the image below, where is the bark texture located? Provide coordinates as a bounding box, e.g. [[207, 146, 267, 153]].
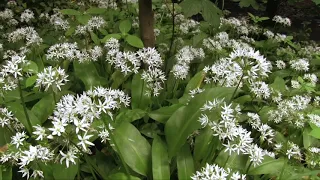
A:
[[139, 0, 155, 47]]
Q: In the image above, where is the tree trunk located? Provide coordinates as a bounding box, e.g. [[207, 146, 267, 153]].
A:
[[138, 0, 155, 47]]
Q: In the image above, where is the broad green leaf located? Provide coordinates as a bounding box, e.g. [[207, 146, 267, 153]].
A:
[[165, 87, 236, 158], [119, 19, 132, 34], [101, 34, 122, 43], [185, 71, 205, 93], [180, 0, 202, 17], [86, 7, 106, 14], [303, 127, 318, 148], [76, 14, 91, 25], [90, 32, 100, 45], [25, 75, 37, 88], [111, 70, 128, 89], [248, 157, 286, 175], [108, 173, 140, 180], [148, 104, 183, 123], [177, 144, 194, 180], [309, 128, 320, 139], [31, 94, 56, 124], [131, 73, 151, 110], [215, 151, 248, 172], [194, 126, 214, 161], [23, 61, 38, 74], [0, 127, 12, 146], [152, 135, 170, 180], [52, 162, 78, 180], [192, 33, 208, 46], [115, 109, 146, 125], [140, 123, 162, 138], [201, 0, 221, 27], [60, 9, 81, 16], [65, 26, 76, 37], [113, 122, 151, 176], [0, 166, 12, 180], [126, 35, 144, 48], [239, 0, 259, 9], [7, 102, 41, 133], [73, 61, 107, 90], [270, 76, 286, 93]]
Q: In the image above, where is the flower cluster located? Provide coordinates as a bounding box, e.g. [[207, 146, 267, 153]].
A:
[[7, 27, 43, 47], [172, 46, 205, 79], [272, 15, 291, 26], [20, 9, 34, 23], [35, 66, 69, 91], [191, 163, 246, 180]]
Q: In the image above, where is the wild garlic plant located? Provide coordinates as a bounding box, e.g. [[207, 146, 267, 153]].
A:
[[0, 1, 319, 180]]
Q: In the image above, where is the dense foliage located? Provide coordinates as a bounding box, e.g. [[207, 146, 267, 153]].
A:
[[0, 0, 319, 179]]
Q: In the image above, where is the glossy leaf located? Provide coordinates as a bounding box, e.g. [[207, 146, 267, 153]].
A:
[[25, 75, 37, 88], [101, 34, 122, 43], [0, 166, 12, 180], [180, 0, 202, 17], [23, 61, 38, 74], [177, 144, 194, 180], [148, 104, 183, 123], [152, 135, 170, 180], [201, 0, 221, 26], [194, 126, 214, 161], [115, 109, 146, 125], [52, 162, 78, 180], [119, 19, 132, 34], [113, 122, 151, 176], [90, 32, 100, 45], [76, 14, 91, 25], [165, 87, 236, 158], [60, 9, 81, 16], [108, 173, 140, 180], [248, 157, 286, 175], [73, 61, 107, 90], [131, 73, 151, 110], [126, 35, 144, 48], [31, 94, 55, 124], [86, 7, 106, 14]]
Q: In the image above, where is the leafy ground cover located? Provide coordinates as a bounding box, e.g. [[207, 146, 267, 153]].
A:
[[0, 0, 319, 179]]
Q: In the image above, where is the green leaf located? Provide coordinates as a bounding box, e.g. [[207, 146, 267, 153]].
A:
[[31, 94, 55, 124], [0, 127, 12, 146], [65, 26, 76, 37], [108, 173, 140, 180], [309, 128, 320, 139], [25, 75, 37, 88], [115, 109, 146, 125], [152, 135, 170, 180], [131, 73, 151, 110], [101, 34, 122, 43], [248, 157, 286, 175], [23, 61, 38, 74], [180, 0, 202, 17], [7, 102, 41, 133], [239, 0, 259, 9], [111, 70, 128, 89], [194, 126, 214, 161], [270, 76, 286, 93], [185, 71, 205, 93], [165, 87, 236, 158], [90, 32, 100, 45], [52, 162, 78, 180], [113, 122, 151, 176], [0, 166, 12, 180], [86, 7, 106, 14], [60, 9, 81, 16], [73, 61, 107, 90], [125, 35, 144, 48], [119, 19, 132, 34], [177, 144, 194, 180], [303, 127, 318, 148], [215, 151, 248, 171], [201, 0, 222, 27], [148, 104, 183, 123], [192, 33, 208, 46], [76, 14, 91, 25]]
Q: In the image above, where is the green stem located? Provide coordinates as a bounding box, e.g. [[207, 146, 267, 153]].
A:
[[246, 161, 253, 174], [103, 120, 131, 180], [17, 79, 32, 132], [229, 74, 244, 103]]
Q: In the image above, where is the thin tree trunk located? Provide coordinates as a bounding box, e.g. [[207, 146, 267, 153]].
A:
[[138, 0, 155, 47]]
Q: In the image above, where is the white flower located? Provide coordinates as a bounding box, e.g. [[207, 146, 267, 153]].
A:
[[77, 133, 95, 151], [272, 15, 291, 26], [18, 167, 30, 179], [7, 27, 42, 47], [35, 66, 69, 91], [87, 16, 106, 31], [48, 119, 67, 136], [60, 150, 77, 168], [20, 9, 34, 23], [191, 163, 230, 180], [290, 58, 309, 71], [249, 81, 270, 99], [31, 170, 44, 179], [33, 125, 46, 141], [11, 131, 26, 148], [276, 60, 286, 69]]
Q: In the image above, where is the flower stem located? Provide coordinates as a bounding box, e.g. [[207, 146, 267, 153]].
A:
[[17, 79, 32, 132], [229, 74, 244, 103], [246, 161, 253, 174]]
